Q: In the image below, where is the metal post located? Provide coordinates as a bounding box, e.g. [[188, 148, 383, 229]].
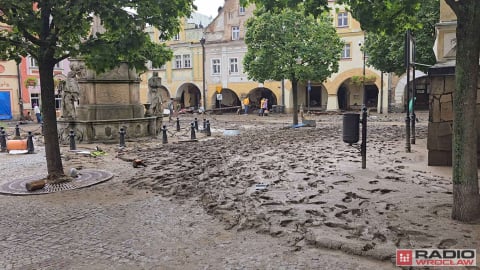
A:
[[206, 120, 211, 136], [14, 124, 21, 139], [200, 37, 206, 111], [405, 30, 411, 153], [194, 118, 199, 131], [69, 130, 76, 150], [27, 131, 34, 154], [119, 128, 126, 148], [360, 35, 367, 169], [361, 106, 367, 169], [0, 130, 7, 152], [411, 40, 417, 145], [203, 118, 207, 131], [176, 117, 180, 132], [162, 125, 168, 144], [307, 80, 311, 113], [190, 122, 196, 140]]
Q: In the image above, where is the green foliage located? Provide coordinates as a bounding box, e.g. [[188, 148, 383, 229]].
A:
[[0, 0, 194, 73], [243, 8, 343, 83], [24, 77, 38, 87], [338, 0, 424, 35], [350, 75, 376, 86], [361, 0, 438, 74]]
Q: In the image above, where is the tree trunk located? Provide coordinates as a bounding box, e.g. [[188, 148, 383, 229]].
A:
[[449, 0, 480, 221], [38, 58, 65, 179], [291, 78, 299, 125]]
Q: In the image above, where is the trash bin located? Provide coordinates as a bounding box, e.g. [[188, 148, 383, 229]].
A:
[[343, 113, 359, 144]]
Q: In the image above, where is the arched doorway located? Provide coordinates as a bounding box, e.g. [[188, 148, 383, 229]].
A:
[[210, 88, 241, 113], [337, 84, 349, 111], [177, 83, 201, 110], [247, 87, 277, 111], [365, 85, 379, 108], [305, 85, 327, 111]]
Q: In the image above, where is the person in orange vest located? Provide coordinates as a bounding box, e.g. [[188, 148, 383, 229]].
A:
[[243, 96, 250, 115]]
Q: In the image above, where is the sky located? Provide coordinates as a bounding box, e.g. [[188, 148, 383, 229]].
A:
[[194, 0, 225, 18]]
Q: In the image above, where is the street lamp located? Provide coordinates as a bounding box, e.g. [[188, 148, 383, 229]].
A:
[[358, 39, 367, 169], [200, 37, 206, 111]]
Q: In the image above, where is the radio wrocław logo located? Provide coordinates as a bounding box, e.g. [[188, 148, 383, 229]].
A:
[[396, 249, 476, 267]]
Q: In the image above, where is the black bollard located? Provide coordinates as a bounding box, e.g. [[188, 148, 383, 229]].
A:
[[194, 118, 199, 131], [203, 119, 207, 131], [27, 131, 34, 154], [176, 117, 180, 132], [0, 130, 6, 152], [206, 120, 211, 137], [162, 125, 168, 144], [14, 124, 21, 139], [69, 130, 76, 150], [119, 128, 126, 147], [361, 105, 367, 169], [190, 122, 196, 140]]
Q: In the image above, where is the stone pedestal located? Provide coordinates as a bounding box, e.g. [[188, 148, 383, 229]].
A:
[[58, 61, 161, 143]]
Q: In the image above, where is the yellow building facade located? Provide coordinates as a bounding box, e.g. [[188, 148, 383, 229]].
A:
[[142, 0, 389, 114]]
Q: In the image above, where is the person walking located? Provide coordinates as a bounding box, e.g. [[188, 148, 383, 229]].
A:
[[259, 98, 265, 116], [243, 96, 250, 115], [33, 103, 42, 123], [263, 98, 269, 116]]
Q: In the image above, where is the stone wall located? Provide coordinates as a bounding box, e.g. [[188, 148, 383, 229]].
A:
[[428, 65, 480, 166], [428, 71, 454, 166]]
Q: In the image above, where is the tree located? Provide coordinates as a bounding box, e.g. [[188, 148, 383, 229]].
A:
[[364, 0, 438, 75], [0, 1, 194, 181], [243, 8, 343, 125]]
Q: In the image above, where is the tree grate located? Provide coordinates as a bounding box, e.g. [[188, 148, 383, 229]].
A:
[[0, 169, 114, 195]]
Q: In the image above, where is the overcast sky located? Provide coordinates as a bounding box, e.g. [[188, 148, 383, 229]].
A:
[[194, 0, 225, 18]]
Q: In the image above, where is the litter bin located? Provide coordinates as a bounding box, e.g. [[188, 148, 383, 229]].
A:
[[343, 113, 360, 144]]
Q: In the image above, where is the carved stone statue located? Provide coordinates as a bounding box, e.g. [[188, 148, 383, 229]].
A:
[[61, 66, 81, 119], [148, 72, 163, 117]]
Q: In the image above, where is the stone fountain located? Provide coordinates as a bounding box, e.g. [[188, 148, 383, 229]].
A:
[[57, 59, 160, 143]]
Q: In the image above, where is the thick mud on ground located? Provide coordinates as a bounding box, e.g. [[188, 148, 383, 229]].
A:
[[118, 114, 479, 264]]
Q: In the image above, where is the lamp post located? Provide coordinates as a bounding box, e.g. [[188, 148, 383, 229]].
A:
[[359, 39, 367, 169], [307, 80, 311, 113], [200, 37, 206, 111]]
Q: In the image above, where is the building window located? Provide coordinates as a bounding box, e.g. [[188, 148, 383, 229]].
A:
[[212, 59, 221, 75], [174, 55, 182, 69], [29, 57, 38, 67], [30, 93, 40, 107], [229, 58, 239, 73], [341, 43, 351, 59], [232, 26, 240, 40], [337, 12, 348, 27], [239, 6, 246, 15], [183, 54, 191, 68], [173, 33, 180, 41], [55, 94, 62, 110]]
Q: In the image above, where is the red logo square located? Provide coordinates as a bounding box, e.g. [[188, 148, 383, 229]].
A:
[[397, 250, 413, 266]]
